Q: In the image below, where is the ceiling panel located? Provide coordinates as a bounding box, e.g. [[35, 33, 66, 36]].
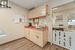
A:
[[9, 0, 47, 9], [9, 0, 74, 10]]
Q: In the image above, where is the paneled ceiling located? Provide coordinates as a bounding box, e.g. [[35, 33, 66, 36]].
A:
[[9, 0, 74, 10], [9, 0, 48, 10]]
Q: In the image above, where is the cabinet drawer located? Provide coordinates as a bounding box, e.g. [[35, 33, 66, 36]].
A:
[[30, 30, 43, 47], [34, 34, 43, 47]]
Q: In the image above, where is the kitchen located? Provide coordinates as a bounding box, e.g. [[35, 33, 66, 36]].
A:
[[0, 0, 75, 50]]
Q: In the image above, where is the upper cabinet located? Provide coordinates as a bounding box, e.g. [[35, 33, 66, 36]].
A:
[[27, 5, 48, 19], [52, 1, 75, 29]]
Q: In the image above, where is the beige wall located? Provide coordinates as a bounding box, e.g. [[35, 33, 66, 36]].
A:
[[0, 2, 27, 44], [49, 0, 74, 8]]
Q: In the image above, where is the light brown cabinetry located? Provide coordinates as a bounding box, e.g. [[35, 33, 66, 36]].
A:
[[28, 5, 48, 19], [24, 28, 30, 39], [24, 28, 48, 47]]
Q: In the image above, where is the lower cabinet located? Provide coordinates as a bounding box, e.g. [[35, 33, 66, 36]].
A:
[[24, 28, 30, 39], [53, 30, 72, 49], [24, 28, 48, 47], [30, 30, 43, 47]]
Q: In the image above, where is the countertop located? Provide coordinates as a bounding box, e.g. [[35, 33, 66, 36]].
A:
[[24, 26, 48, 31]]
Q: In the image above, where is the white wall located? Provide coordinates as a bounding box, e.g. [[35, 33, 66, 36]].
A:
[[47, 0, 74, 43], [49, 0, 74, 8], [0, 2, 27, 44]]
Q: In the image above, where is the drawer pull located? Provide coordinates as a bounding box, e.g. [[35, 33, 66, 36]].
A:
[[35, 35, 39, 39], [69, 37, 71, 46], [64, 33, 66, 37], [64, 42, 65, 46], [59, 32, 61, 36], [59, 41, 61, 44], [55, 33, 56, 41]]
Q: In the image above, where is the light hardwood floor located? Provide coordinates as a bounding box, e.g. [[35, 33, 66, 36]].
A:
[[0, 38, 68, 50]]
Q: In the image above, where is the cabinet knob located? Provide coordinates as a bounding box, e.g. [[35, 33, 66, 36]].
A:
[[35, 35, 39, 39]]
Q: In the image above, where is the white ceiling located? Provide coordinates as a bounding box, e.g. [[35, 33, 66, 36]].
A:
[[9, 0, 48, 10], [53, 1, 75, 13], [9, 0, 74, 10]]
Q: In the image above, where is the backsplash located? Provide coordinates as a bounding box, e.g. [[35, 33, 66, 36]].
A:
[[27, 17, 48, 27]]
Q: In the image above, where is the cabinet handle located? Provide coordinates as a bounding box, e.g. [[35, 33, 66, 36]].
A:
[[59, 41, 61, 44], [69, 37, 71, 46], [35, 35, 39, 39], [59, 32, 61, 36], [59, 32, 61, 40], [64, 42, 65, 46], [64, 33, 66, 37], [55, 33, 56, 41], [64, 38, 66, 41]]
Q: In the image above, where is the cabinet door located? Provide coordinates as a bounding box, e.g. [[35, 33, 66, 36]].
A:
[[28, 11, 33, 18], [53, 30, 59, 45], [24, 29, 30, 39], [66, 32, 72, 49], [29, 30, 35, 41], [53, 30, 57, 44], [59, 31, 64, 47], [63, 32, 71, 49], [34, 31, 43, 47], [64, 32, 68, 48], [56, 31, 60, 45], [28, 9, 39, 18], [30, 30, 43, 47], [71, 32, 75, 50]]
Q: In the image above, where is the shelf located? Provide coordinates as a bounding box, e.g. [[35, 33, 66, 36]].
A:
[[29, 16, 46, 19]]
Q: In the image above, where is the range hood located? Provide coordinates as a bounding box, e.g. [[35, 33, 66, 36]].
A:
[[0, 0, 11, 8]]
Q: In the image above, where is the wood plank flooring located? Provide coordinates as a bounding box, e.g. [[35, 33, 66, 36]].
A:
[[0, 38, 68, 50]]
